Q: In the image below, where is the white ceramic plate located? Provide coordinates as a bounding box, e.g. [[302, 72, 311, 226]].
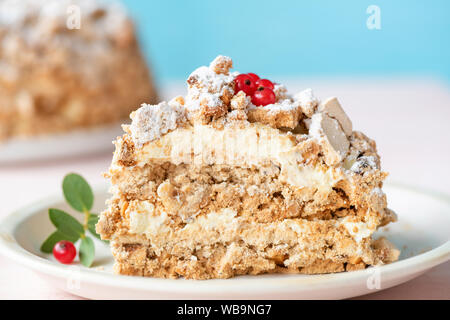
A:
[[0, 183, 449, 300], [0, 123, 124, 164]]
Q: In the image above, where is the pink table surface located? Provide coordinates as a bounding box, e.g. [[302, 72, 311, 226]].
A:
[[0, 79, 449, 299]]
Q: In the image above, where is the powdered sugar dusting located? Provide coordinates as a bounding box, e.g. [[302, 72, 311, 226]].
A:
[[350, 156, 378, 173], [294, 88, 319, 117], [308, 113, 324, 139], [130, 100, 186, 147], [295, 88, 317, 105], [263, 99, 301, 114], [185, 65, 234, 111]]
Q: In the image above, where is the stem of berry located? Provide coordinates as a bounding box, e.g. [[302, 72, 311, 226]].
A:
[[82, 209, 90, 235]]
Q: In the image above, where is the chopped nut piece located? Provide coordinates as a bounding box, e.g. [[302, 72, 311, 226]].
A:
[[227, 110, 248, 121], [230, 91, 250, 110], [372, 237, 401, 263], [309, 113, 349, 165], [209, 55, 233, 75], [350, 156, 378, 174], [319, 97, 353, 136], [173, 96, 185, 105], [348, 256, 362, 264], [273, 84, 290, 101], [114, 136, 136, 167]]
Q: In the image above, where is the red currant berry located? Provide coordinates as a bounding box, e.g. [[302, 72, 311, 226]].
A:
[[247, 73, 260, 81], [53, 240, 76, 264], [251, 87, 276, 106], [234, 74, 257, 95], [255, 78, 274, 90]]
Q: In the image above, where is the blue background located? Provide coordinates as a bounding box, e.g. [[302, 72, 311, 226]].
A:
[[121, 0, 450, 85]]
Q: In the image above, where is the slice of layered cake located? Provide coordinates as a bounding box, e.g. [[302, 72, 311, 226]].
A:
[[97, 56, 399, 279]]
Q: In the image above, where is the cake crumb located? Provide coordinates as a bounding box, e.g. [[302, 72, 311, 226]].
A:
[[294, 88, 319, 117], [130, 100, 186, 147]]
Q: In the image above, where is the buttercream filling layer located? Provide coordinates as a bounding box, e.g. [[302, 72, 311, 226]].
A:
[[133, 123, 340, 192], [125, 205, 380, 265]]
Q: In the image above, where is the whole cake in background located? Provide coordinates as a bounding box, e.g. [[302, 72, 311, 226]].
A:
[[97, 55, 399, 279], [0, 0, 158, 141]]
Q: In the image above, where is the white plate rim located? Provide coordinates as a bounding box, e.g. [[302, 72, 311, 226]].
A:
[[0, 183, 449, 295], [0, 123, 124, 164]]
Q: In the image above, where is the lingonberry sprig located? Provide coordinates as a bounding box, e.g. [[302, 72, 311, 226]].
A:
[[234, 73, 276, 106], [40, 173, 104, 267]]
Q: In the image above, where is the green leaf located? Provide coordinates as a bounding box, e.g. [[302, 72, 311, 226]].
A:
[[62, 173, 94, 212], [49, 208, 84, 240], [40, 231, 78, 253], [79, 236, 95, 267]]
